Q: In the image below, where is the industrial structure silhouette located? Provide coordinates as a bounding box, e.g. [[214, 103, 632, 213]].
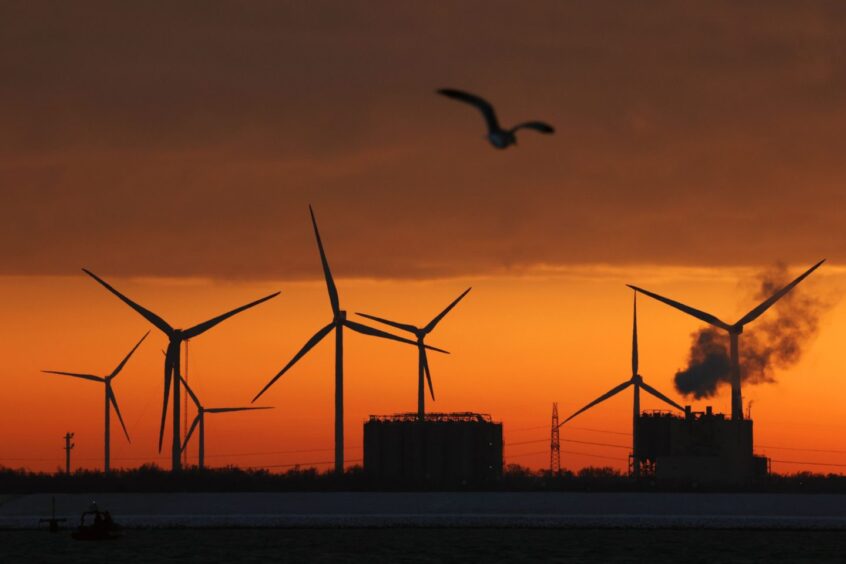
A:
[[36, 205, 826, 485]]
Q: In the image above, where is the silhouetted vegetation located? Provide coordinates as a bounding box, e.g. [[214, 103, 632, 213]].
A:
[[1, 464, 845, 493]]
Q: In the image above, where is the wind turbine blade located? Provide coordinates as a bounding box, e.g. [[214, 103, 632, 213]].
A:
[[108, 331, 150, 379], [736, 259, 826, 326], [42, 370, 104, 383], [422, 350, 435, 401], [355, 312, 418, 335], [632, 292, 638, 377], [177, 372, 201, 410], [344, 320, 427, 348], [252, 322, 334, 402], [82, 269, 173, 335], [108, 386, 131, 443], [309, 205, 340, 315], [183, 291, 280, 339], [423, 287, 472, 334], [561, 381, 633, 425], [158, 347, 175, 452], [207, 406, 274, 413], [627, 285, 732, 331], [181, 415, 201, 453], [640, 381, 684, 412]]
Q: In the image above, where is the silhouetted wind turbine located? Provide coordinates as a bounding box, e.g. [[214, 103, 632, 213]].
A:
[[179, 373, 271, 470], [356, 287, 471, 421], [253, 205, 447, 473], [560, 292, 683, 477], [43, 331, 149, 473], [82, 268, 280, 472], [437, 88, 554, 149], [628, 259, 824, 421]]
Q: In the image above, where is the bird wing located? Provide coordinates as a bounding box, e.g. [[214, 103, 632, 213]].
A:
[[437, 88, 501, 132], [509, 121, 555, 134]]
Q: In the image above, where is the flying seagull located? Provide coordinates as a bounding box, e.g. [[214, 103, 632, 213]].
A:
[[437, 88, 554, 149]]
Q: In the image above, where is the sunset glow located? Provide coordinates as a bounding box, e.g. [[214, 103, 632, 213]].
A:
[[2, 3, 846, 478]]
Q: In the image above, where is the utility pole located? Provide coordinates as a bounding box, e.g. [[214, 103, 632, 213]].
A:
[[63, 432, 75, 475], [550, 403, 560, 474]]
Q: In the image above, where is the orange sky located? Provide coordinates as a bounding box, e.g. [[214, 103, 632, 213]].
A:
[[1, 264, 843, 474], [2, 3, 846, 474]]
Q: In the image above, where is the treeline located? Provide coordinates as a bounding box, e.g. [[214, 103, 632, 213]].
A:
[[1, 464, 845, 493]]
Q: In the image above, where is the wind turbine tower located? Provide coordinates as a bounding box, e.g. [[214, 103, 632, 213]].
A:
[[560, 291, 683, 477], [253, 205, 443, 473], [44, 332, 148, 473], [628, 259, 824, 421], [356, 288, 470, 421], [179, 373, 271, 470], [83, 269, 279, 472]]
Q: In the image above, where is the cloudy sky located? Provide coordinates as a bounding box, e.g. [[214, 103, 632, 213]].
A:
[[3, 1, 846, 279], [2, 2, 845, 474]]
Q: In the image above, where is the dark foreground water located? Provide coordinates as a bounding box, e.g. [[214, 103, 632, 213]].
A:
[[2, 528, 846, 563]]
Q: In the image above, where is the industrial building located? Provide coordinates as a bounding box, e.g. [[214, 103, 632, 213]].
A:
[[634, 406, 769, 485], [364, 412, 503, 486]]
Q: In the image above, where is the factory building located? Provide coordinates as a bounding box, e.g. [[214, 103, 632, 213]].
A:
[[635, 406, 769, 485], [364, 412, 503, 486]]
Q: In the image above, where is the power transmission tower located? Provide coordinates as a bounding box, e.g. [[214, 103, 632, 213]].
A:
[[550, 403, 560, 474], [63, 432, 75, 475]]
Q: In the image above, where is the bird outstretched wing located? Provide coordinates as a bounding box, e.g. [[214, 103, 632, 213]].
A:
[[509, 121, 555, 134], [437, 88, 500, 132]]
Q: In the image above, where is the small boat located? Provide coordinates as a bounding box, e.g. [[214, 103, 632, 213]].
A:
[[71, 503, 121, 541]]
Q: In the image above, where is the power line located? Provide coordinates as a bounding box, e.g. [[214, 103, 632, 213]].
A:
[[506, 437, 629, 450], [569, 426, 631, 437], [560, 450, 627, 462], [759, 445, 846, 455], [508, 448, 627, 463], [510, 425, 631, 436], [770, 459, 846, 468]]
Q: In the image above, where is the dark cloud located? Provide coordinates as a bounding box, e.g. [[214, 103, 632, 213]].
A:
[[1, 2, 846, 279]]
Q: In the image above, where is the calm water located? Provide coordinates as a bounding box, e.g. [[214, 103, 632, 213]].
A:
[[2, 528, 846, 563]]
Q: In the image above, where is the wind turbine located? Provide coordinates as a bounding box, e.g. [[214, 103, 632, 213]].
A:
[[356, 287, 471, 421], [43, 331, 149, 473], [560, 292, 683, 477], [627, 259, 824, 421], [252, 205, 447, 473], [82, 268, 280, 471], [179, 373, 271, 470]]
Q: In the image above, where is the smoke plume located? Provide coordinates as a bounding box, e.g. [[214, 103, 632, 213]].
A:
[[674, 264, 826, 399]]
